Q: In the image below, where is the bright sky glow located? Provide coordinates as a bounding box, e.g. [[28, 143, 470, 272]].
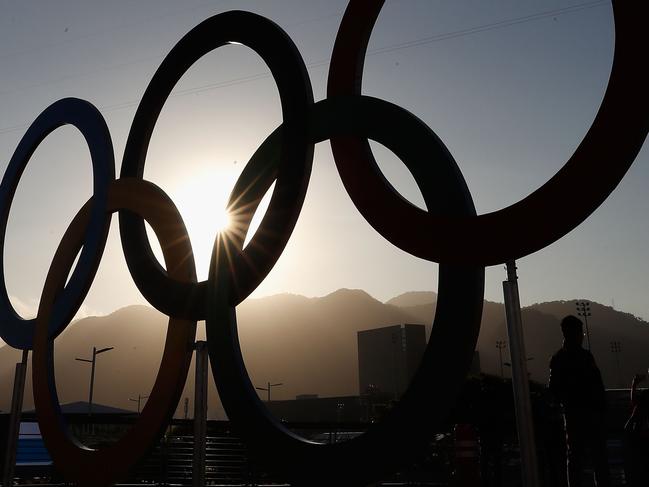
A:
[[0, 0, 648, 326], [168, 164, 237, 279]]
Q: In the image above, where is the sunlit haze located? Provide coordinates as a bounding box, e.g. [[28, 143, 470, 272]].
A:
[[164, 164, 239, 277], [0, 0, 647, 334]]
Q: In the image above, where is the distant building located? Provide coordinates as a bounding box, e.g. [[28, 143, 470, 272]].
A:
[[266, 395, 362, 423], [357, 324, 427, 399], [25, 401, 134, 415], [295, 394, 319, 400]]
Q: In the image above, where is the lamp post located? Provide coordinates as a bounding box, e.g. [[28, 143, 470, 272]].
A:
[[193, 341, 208, 487], [2, 349, 28, 487], [129, 394, 149, 413], [75, 346, 114, 415], [503, 261, 540, 487], [576, 301, 592, 351], [496, 340, 507, 378], [504, 357, 534, 377], [256, 382, 283, 402], [610, 341, 623, 388]]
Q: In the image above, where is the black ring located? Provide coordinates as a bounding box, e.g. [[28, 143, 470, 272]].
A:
[[0, 98, 114, 349], [207, 96, 484, 486], [120, 10, 314, 320]]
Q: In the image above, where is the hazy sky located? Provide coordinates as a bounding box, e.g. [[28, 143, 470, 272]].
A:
[[1, 0, 647, 336]]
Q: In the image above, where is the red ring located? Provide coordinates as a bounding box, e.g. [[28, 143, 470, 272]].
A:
[[327, 0, 649, 265]]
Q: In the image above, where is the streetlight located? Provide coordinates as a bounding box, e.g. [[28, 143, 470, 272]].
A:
[[504, 357, 535, 378], [496, 340, 507, 378], [576, 301, 592, 351], [256, 381, 283, 402], [75, 346, 114, 415], [610, 341, 623, 388], [129, 394, 149, 414]]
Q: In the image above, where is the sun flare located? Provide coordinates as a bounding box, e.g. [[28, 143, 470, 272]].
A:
[[169, 165, 239, 279], [214, 208, 232, 233]]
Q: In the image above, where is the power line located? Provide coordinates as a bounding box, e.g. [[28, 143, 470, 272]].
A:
[[0, 1, 608, 137], [0, 0, 224, 63], [0, 9, 346, 100], [367, 0, 607, 57]]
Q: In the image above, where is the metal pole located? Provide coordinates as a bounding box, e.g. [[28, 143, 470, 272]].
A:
[[2, 349, 28, 487], [610, 341, 623, 388], [88, 346, 96, 416], [137, 394, 148, 413], [192, 341, 208, 487], [130, 394, 149, 413], [496, 340, 506, 378], [256, 382, 282, 402], [503, 260, 540, 487], [615, 348, 622, 388], [391, 332, 399, 398], [499, 348, 503, 378]]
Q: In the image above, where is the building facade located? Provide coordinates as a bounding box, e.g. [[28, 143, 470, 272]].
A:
[[357, 324, 427, 399]]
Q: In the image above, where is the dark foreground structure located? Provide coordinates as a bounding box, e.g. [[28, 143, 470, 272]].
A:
[[0, 0, 647, 484], [0, 385, 639, 486], [0, 415, 453, 486]]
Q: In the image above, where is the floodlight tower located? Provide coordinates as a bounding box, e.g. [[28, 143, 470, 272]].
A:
[[610, 341, 623, 388], [576, 301, 592, 351]]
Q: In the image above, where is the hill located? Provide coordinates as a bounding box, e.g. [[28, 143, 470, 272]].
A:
[[385, 291, 437, 308], [0, 290, 419, 418], [1, 291, 648, 418]]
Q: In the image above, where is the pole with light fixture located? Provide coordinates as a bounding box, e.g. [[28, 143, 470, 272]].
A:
[[503, 261, 540, 487], [129, 394, 149, 414], [496, 340, 507, 378], [256, 381, 283, 402], [576, 301, 592, 351], [75, 346, 114, 416]]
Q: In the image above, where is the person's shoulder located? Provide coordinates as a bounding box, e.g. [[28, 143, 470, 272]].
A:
[[550, 348, 566, 365], [563, 346, 591, 360], [552, 347, 569, 358], [581, 348, 597, 362]]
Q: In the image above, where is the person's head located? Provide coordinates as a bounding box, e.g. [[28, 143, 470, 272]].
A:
[[560, 315, 584, 348]]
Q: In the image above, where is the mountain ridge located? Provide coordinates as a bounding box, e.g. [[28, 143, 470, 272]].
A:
[[1, 289, 647, 418]]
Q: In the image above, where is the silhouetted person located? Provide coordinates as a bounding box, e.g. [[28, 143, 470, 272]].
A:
[[624, 370, 649, 486], [549, 315, 610, 487], [476, 377, 510, 487], [536, 388, 568, 487]]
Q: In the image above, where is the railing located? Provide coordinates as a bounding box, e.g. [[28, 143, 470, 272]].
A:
[[0, 390, 639, 487]]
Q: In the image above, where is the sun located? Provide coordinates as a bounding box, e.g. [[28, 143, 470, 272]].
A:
[[214, 208, 232, 233], [170, 166, 239, 279]]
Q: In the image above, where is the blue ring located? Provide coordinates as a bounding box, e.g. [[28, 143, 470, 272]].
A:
[[0, 98, 114, 349]]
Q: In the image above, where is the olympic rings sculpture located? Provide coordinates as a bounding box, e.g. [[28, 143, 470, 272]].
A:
[[0, 1, 646, 486]]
